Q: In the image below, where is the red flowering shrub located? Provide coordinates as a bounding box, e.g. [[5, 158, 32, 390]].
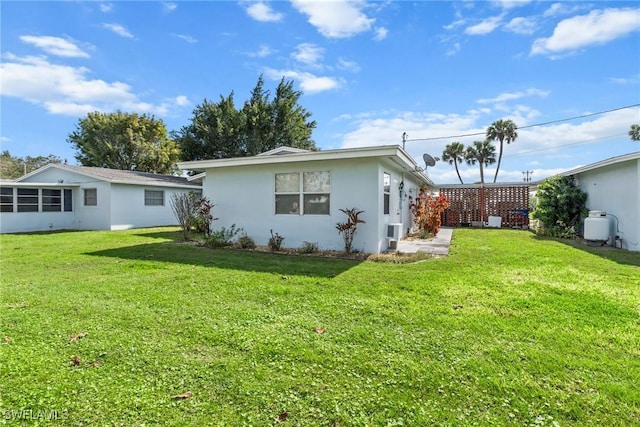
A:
[[409, 187, 450, 235]]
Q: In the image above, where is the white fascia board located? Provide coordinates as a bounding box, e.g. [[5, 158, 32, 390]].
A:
[[1, 181, 81, 187], [559, 151, 640, 177], [179, 144, 434, 186], [180, 145, 406, 169]]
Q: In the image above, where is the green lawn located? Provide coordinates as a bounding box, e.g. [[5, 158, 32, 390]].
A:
[[1, 227, 638, 426]]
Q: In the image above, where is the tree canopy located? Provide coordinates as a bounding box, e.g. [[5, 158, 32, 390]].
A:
[[67, 111, 180, 175], [630, 124, 640, 141], [0, 151, 64, 179], [176, 75, 317, 162], [442, 142, 466, 184], [486, 119, 518, 183], [465, 140, 496, 185]]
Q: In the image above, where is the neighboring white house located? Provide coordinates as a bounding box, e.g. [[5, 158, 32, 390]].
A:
[[0, 164, 201, 234], [560, 151, 640, 252], [178, 145, 434, 254]]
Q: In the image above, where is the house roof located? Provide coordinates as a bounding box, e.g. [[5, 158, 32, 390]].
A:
[[16, 164, 201, 189], [560, 151, 640, 176], [178, 145, 434, 186]]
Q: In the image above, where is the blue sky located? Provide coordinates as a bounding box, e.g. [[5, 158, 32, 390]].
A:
[[1, 0, 639, 184]]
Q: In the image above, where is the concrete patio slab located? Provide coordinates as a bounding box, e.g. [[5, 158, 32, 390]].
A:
[[395, 227, 453, 256]]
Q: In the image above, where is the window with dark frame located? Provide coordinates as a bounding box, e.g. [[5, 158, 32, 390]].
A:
[[64, 189, 73, 212], [383, 172, 391, 215], [0, 187, 13, 212], [42, 189, 62, 212], [17, 188, 38, 212], [144, 189, 164, 206]]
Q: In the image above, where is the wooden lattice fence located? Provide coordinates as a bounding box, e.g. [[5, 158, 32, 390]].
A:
[[438, 185, 530, 228]]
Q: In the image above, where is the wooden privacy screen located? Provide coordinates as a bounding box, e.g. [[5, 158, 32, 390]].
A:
[[439, 186, 530, 228]]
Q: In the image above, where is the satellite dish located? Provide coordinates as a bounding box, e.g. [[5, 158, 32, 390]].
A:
[[423, 153, 436, 167]]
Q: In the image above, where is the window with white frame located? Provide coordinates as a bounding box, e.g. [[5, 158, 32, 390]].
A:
[[1, 187, 13, 212], [144, 189, 164, 206], [275, 171, 330, 215], [383, 172, 391, 215], [17, 188, 38, 212], [84, 189, 97, 206], [42, 189, 62, 212]]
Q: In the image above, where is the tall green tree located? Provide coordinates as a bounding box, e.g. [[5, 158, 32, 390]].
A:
[[68, 111, 180, 174], [629, 124, 640, 141], [175, 94, 245, 161], [177, 76, 316, 162], [464, 140, 496, 185], [269, 78, 316, 151], [0, 151, 64, 179], [486, 119, 518, 183], [242, 76, 273, 156], [442, 142, 466, 184]]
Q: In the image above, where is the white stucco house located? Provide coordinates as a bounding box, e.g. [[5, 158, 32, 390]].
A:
[[178, 145, 434, 254], [560, 151, 639, 251], [0, 164, 201, 234]]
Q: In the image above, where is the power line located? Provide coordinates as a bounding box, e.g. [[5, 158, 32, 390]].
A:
[[404, 103, 640, 143]]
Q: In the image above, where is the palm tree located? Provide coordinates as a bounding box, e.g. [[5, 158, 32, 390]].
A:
[[465, 140, 496, 185], [442, 142, 466, 184], [630, 124, 640, 141], [486, 119, 518, 183]]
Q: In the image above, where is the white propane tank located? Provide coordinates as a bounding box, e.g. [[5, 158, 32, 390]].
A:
[[584, 211, 610, 241]]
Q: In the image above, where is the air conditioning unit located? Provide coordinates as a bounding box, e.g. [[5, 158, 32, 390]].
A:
[[387, 223, 402, 239]]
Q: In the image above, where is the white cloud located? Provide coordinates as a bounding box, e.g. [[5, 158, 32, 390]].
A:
[[291, 0, 374, 38], [337, 105, 639, 183], [263, 67, 343, 93], [175, 34, 197, 43], [248, 44, 276, 58], [531, 8, 640, 57], [102, 23, 134, 38], [292, 43, 324, 66], [491, 0, 532, 10], [504, 17, 537, 35], [374, 27, 388, 41], [99, 3, 113, 13], [477, 88, 550, 105], [163, 2, 177, 12], [465, 15, 503, 35], [174, 95, 190, 106], [337, 58, 360, 73], [0, 54, 184, 117], [20, 35, 90, 58], [446, 42, 461, 56], [245, 1, 283, 22]]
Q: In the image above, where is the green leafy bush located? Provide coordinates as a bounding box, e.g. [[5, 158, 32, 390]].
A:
[[238, 232, 256, 249], [205, 224, 243, 248], [530, 176, 587, 237], [299, 241, 319, 254]]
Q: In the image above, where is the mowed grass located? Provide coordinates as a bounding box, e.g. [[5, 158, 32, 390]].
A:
[[1, 228, 638, 426]]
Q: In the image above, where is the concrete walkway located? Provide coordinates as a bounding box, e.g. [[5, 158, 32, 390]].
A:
[[395, 227, 453, 256]]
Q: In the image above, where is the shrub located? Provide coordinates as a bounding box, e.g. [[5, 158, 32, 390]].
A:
[[238, 232, 256, 249], [268, 230, 285, 251], [169, 191, 198, 241], [205, 224, 243, 248], [193, 197, 216, 236], [336, 208, 365, 254], [530, 176, 587, 237], [409, 187, 450, 235], [299, 241, 319, 254]]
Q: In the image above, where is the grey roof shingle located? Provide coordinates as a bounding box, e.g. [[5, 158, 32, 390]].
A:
[[42, 164, 201, 188]]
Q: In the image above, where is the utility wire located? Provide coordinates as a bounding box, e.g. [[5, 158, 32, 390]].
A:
[[404, 103, 640, 143]]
